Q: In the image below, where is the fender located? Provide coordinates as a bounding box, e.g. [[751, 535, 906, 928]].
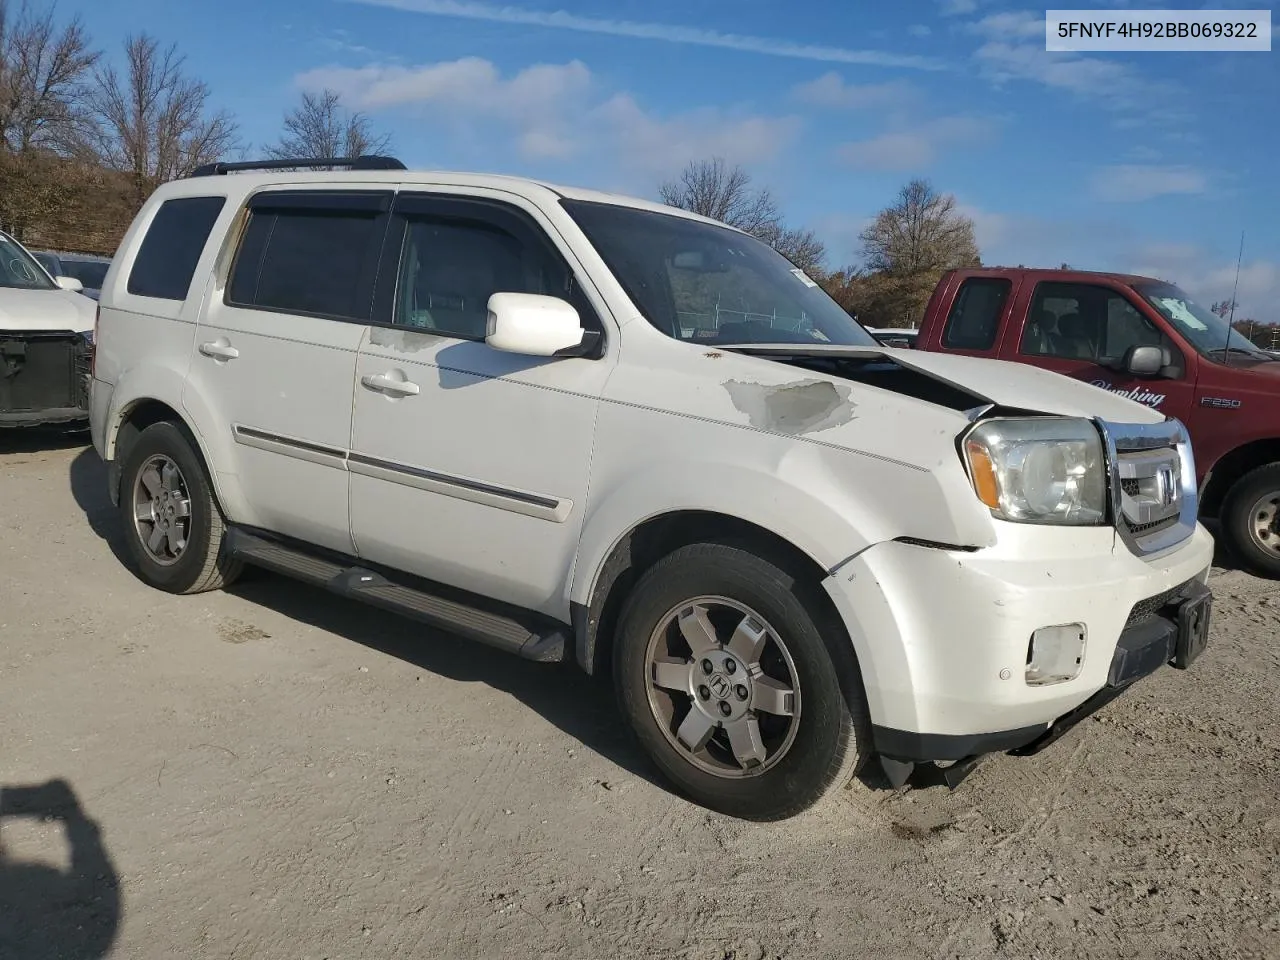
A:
[[572, 453, 899, 612], [104, 360, 253, 523]]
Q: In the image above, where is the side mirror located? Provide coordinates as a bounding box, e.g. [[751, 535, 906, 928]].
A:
[[55, 276, 83, 293], [486, 292, 586, 357], [1124, 344, 1164, 377]]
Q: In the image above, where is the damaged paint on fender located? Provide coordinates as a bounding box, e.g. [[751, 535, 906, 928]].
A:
[[723, 378, 857, 436]]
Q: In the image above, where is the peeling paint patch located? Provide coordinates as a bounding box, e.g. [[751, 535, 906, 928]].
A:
[[369, 327, 443, 352], [724, 378, 856, 436]]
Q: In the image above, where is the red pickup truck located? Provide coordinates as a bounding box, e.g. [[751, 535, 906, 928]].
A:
[[915, 267, 1280, 577]]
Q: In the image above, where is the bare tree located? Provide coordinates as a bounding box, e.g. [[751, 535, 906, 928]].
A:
[[659, 157, 782, 238], [88, 33, 238, 209], [265, 88, 391, 162], [0, 0, 98, 153], [660, 157, 827, 275], [857, 179, 980, 327], [860, 179, 979, 275], [763, 225, 826, 277]]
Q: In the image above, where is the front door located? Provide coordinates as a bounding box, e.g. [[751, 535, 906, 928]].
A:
[[1003, 279, 1198, 424], [186, 187, 392, 554], [348, 191, 613, 618]]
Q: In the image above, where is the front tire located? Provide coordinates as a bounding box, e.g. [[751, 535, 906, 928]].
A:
[[1220, 463, 1280, 579], [614, 542, 869, 820], [118, 420, 242, 594]]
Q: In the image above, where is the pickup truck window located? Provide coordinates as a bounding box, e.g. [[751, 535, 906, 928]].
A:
[[562, 199, 878, 348], [1021, 281, 1171, 365], [941, 277, 1009, 350], [1135, 280, 1276, 363]]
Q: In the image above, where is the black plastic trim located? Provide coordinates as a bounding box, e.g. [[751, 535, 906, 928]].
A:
[[189, 155, 406, 177], [246, 190, 392, 214], [346, 451, 561, 509], [873, 722, 1046, 763], [232, 425, 346, 459]]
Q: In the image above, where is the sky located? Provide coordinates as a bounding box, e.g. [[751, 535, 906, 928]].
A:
[[61, 0, 1280, 323]]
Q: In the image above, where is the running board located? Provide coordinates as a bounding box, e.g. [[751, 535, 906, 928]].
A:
[[224, 528, 567, 662]]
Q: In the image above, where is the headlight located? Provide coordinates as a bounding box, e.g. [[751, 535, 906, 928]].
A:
[[963, 418, 1106, 525]]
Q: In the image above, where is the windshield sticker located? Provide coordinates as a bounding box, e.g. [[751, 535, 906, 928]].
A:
[[1154, 297, 1208, 331], [1090, 380, 1166, 407], [790, 267, 819, 289]]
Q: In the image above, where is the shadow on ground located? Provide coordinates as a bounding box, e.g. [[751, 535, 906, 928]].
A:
[[0, 779, 120, 960], [66, 448, 667, 793], [0, 424, 90, 456]]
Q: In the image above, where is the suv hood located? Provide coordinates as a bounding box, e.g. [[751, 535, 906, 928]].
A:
[[731, 345, 1167, 425], [0, 287, 96, 334]]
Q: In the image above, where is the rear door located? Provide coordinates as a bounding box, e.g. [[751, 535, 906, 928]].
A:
[[185, 186, 392, 554], [1000, 279, 1197, 422]]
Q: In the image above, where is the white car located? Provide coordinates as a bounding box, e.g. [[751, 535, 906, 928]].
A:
[[1, 231, 97, 427], [88, 157, 1216, 820]]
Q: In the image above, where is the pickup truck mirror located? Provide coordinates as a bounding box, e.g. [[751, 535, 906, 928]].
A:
[[55, 275, 84, 293], [485, 292, 587, 358], [1124, 344, 1164, 377]]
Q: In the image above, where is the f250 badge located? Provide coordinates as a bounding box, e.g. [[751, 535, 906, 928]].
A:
[[1089, 380, 1165, 408]]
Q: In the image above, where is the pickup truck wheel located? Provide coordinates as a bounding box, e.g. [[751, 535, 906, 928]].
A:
[[119, 421, 242, 594], [1220, 463, 1280, 579], [614, 543, 868, 820]]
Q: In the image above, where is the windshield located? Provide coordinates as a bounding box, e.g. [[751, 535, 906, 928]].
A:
[[62, 259, 110, 289], [0, 236, 56, 290], [1135, 280, 1274, 362], [561, 199, 878, 348]]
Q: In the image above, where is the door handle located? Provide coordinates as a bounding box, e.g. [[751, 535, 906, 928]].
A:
[[199, 340, 239, 360], [361, 373, 420, 396]]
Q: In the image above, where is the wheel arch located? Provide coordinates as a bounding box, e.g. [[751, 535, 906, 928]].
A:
[[1200, 437, 1280, 516], [571, 509, 847, 679]]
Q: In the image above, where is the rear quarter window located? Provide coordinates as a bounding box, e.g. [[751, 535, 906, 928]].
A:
[[127, 196, 227, 301], [941, 278, 1011, 351]]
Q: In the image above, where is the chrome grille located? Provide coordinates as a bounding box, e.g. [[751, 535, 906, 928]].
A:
[[1098, 418, 1198, 558]]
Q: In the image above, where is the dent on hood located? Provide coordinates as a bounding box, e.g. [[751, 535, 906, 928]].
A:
[[724, 378, 856, 436]]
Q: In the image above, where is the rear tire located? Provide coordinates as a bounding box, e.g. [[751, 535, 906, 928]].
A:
[[1220, 463, 1280, 579], [118, 420, 242, 594], [613, 542, 869, 821]]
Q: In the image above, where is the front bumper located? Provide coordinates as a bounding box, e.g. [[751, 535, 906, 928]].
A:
[[822, 520, 1216, 762], [0, 331, 92, 427]]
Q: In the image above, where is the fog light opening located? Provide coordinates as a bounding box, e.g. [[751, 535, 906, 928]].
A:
[[1026, 624, 1087, 686]]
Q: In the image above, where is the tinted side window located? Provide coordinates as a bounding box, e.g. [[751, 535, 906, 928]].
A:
[[941, 278, 1010, 350], [128, 196, 226, 300], [228, 195, 387, 321], [1020, 282, 1173, 364], [391, 213, 578, 340]]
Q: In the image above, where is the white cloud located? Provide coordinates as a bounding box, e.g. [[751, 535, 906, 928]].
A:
[[296, 57, 798, 177], [792, 73, 917, 110], [1089, 164, 1208, 202], [345, 0, 944, 69], [971, 11, 1045, 39], [838, 116, 995, 171], [591, 94, 799, 179], [1126, 245, 1280, 324], [973, 39, 1185, 124], [297, 57, 592, 114]]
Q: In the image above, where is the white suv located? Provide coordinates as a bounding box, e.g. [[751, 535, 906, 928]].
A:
[[88, 156, 1216, 820]]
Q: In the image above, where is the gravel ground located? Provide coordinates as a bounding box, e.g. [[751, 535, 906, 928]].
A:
[[1, 432, 1277, 960]]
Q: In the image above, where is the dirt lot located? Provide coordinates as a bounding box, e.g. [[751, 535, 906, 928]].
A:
[[1, 432, 1277, 960]]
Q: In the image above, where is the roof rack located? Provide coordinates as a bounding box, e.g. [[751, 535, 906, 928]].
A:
[[188, 155, 407, 177]]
